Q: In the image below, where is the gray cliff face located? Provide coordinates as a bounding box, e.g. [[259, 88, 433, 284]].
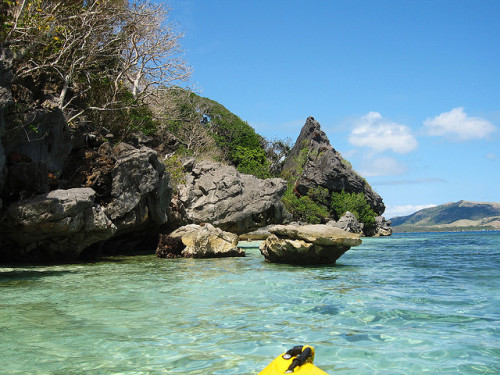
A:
[[283, 116, 385, 216], [0, 46, 72, 201], [0, 141, 173, 262], [104, 143, 172, 233], [0, 188, 116, 261], [174, 160, 288, 234]]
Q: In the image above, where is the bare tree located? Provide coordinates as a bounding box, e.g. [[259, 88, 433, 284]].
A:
[[5, 0, 190, 124], [151, 88, 221, 158], [117, 1, 190, 102]]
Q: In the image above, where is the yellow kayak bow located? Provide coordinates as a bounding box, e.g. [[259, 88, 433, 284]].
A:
[[258, 345, 329, 374]]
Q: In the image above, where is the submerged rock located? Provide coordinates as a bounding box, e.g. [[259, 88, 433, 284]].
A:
[[259, 224, 361, 265], [158, 224, 244, 258], [173, 160, 287, 234]]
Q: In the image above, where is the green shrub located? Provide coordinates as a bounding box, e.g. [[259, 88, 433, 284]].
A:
[[233, 146, 270, 179], [282, 184, 329, 224], [307, 186, 330, 207], [163, 154, 186, 192], [155, 89, 273, 178], [330, 190, 376, 231], [280, 144, 310, 181]]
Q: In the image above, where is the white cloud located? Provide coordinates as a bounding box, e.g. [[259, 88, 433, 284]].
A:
[[385, 204, 437, 219], [360, 157, 407, 177], [423, 107, 497, 141], [349, 112, 418, 153], [485, 153, 497, 160]]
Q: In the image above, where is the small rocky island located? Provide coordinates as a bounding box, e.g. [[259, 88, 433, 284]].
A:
[[0, 45, 390, 264]]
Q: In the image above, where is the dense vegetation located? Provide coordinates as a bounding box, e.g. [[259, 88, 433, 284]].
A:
[[154, 89, 275, 178]]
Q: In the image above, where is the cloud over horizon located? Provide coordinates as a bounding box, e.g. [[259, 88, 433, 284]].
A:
[[349, 112, 418, 153], [423, 107, 497, 141]]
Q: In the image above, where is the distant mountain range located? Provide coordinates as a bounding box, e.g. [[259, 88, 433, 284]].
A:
[[390, 201, 500, 232]]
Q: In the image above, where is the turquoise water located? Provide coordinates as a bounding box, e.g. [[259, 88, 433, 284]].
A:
[[1, 232, 499, 374]]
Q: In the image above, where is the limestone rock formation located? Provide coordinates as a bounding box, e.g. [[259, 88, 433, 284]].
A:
[[0, 188, 116, 262], [282, 116, 385, 216], [327, 211, 364, 235], [0, 141, 173, 261], [104, 143, 172, 233], [158, 224, 244, 258], [173, 160, 287, 234], [373, 216, 392, 236], [259, 224, 362, 265]]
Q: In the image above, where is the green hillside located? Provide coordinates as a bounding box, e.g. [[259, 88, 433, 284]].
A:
[[391, 201, 500, 232]]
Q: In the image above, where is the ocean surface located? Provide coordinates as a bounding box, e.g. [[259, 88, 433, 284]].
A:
[[0, 231, 499, 374]]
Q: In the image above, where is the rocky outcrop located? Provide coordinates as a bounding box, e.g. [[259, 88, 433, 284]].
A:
[[373, 216, 392, 236], [1, 46, 72, 203], [104, 143, 172, 233], [259, 224, 362, 265], [0, 137, 4, 210], [282, 117, 385, 216], [157, 224, 244, 258], [0, 188, 116, 262], [0, 141, 173, 261], [173, 160, 287, 234], [327, 211, 364, 234], [2, 105, 72, 201]]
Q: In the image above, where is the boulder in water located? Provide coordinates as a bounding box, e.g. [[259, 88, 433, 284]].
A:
[[373, 216, 392, 236], [159, 223, 244, 258], [259, 224, 361, 265]]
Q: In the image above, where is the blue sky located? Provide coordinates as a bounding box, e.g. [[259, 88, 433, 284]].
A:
[[165, 0, 499, 218]]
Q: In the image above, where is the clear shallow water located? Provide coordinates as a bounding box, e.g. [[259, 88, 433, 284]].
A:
[[1, 232, 499, 374]]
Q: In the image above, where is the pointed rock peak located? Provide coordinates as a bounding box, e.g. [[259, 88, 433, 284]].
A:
[[282, 116, 386, 216], [293, 116, 332, 151]]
